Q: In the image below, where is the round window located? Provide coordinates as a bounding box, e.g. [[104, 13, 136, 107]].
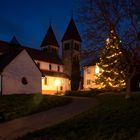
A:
[[21, 77, 28, 85]]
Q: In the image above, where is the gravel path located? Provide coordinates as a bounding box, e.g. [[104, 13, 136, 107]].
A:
[[0, 96, 98, 140]]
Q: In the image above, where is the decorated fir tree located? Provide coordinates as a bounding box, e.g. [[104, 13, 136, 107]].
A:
[[96, 24, 126, 91]]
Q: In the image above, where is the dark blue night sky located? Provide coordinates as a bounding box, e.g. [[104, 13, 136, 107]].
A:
[[0, 0, 79, 49]]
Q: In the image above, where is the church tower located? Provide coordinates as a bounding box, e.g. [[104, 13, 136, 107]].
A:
[[62, 18, 82, 78], [40, 25, 59, 54]]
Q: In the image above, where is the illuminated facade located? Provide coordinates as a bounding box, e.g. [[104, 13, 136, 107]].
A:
[[0, 18, 82, 95], [83, 64, 100, 89]]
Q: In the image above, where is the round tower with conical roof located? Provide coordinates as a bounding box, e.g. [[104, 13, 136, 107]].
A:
[[61, 18, 82, 78]]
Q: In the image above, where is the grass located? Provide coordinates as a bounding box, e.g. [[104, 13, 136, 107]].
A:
[[0, 94, 72, 122], [19, 92, 140, 140], [65, 89, 102, 97]]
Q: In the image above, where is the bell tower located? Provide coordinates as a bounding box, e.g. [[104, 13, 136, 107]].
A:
[[40, 24, 59, 54], [62, 18, 82, 78]]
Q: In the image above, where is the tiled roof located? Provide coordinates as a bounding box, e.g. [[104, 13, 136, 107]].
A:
[[25, 47, 63, 65], [40, 25, 59, 48], [0, 49, 23, 72], [0, 40, 11, 53], [61, 18, 82, 42], [41, 70, 70, 79], [0, 40, 63, 65]]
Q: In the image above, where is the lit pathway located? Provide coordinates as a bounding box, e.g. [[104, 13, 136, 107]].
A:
[[0, 96, 98, 140]]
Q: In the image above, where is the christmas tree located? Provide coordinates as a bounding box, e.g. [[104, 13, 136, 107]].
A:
[[96, 24, 126, 91]]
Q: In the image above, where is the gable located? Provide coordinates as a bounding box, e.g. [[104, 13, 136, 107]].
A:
[[2, 50, 41, 77]]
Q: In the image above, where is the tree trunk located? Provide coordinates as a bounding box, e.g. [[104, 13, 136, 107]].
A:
[[125, 78, 131, 99]]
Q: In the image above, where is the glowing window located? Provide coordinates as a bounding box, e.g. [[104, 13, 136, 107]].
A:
[[44, 77, 47, 85], [95, 65, 100, 74]]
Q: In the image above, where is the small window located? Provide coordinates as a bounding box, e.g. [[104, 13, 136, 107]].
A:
[[87, 68, 91, 74], [74, 43, 79, 51], [52, 48, 57, 53], [58, 66, 60, 71], [60, 86, 63, 90], [21, 77, 28, 85], [43, 48, 48, 52], [87, 80, 91, 85], [64, 43, 70, 50], [44, 77, 47, 85], [49, 64, 52, 70]]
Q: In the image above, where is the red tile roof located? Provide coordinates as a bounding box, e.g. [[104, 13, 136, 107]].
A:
[[0, 40, 63, 65], [25, 47, 63, 65]]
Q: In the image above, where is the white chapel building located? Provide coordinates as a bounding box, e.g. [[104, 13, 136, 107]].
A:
[[0, 18, 82, 95]]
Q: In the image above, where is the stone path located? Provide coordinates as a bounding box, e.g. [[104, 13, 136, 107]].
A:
[[0, 96, 98, 140]]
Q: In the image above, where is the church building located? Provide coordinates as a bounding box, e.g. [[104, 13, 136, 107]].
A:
[[0, 18, 82, 95]]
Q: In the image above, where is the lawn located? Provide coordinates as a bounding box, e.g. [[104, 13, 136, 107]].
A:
[[19, 92, 140, 140], [0, 94, 72, 122]]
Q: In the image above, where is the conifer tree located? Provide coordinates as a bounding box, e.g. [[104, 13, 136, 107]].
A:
[[71, 59, 81, 90], [96, 25, 125, 91]]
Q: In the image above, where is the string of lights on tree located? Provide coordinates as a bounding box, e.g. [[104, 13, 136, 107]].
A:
[[95, 24, 126, 91]]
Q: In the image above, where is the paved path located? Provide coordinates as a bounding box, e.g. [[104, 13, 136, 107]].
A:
[[0, 96, 98, 140]]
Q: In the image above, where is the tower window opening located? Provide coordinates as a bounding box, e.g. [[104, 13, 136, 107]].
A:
[[74, 43, 79, 51], [64, 43, 70, 50]]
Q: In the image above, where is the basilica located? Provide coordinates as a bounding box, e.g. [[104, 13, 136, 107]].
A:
[[0, 18, 82, 95]]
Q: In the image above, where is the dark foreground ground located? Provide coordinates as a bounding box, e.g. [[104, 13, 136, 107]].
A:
[[20, 92, 140, 140]]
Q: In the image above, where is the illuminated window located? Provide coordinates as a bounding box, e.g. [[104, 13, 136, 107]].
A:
[[95, 65, 100, 74], [58, 66, 60, 71], [49, 64, 52, 70], [87, 80, 91, 85], [44, 77, 47, 85]]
